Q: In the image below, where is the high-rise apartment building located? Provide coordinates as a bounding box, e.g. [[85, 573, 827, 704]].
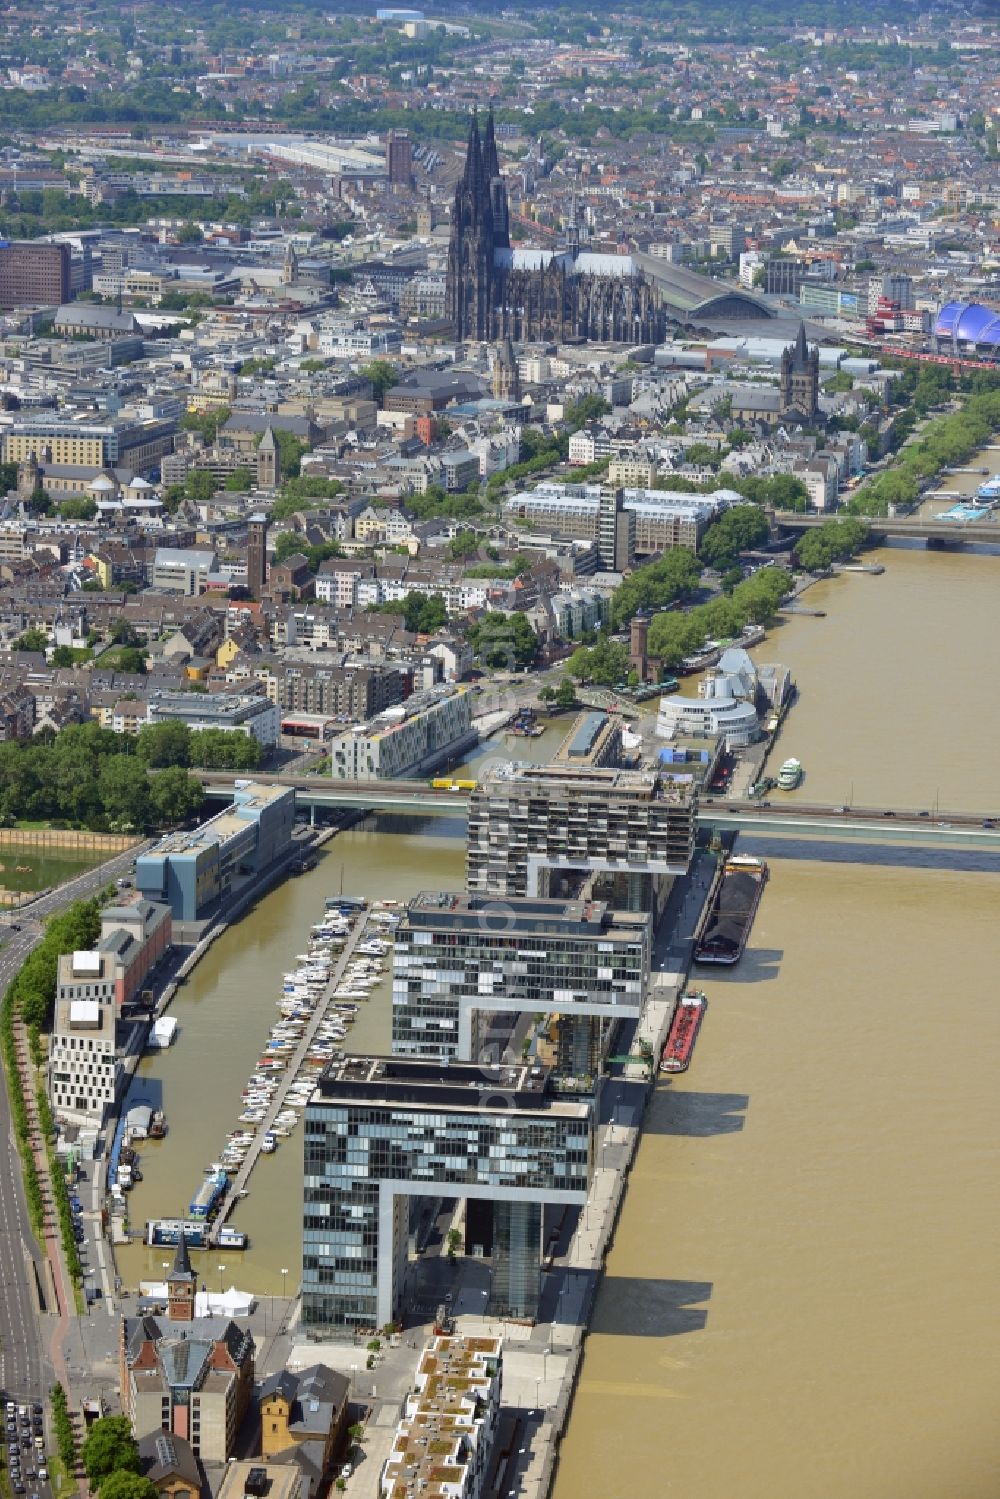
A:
[[385, 129, 413, 186], [0, 240, 71, 309], [466, 763, 695, 911], [391, 891, 650, 1064], [302, 1057, 590, 1330]]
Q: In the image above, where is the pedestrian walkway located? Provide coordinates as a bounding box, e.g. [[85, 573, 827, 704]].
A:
[[207, 909, 375, 1244], [12, 1019, 74, 1390]]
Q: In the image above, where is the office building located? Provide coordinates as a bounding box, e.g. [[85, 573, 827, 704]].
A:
[[98, 896, 173, 1007], [120, 1264, 255, 1462], [328, 685, 473, 781], [597, 487, 635, 571], [506, 482, 730, 557], [302, 1058, 590, 1330], [385, 129, 413, 186], [391, 891, 650, 1065], [151, 547, 216, 597], [247, 514, 268, 599], [48, 952, 120, 1125], [147, 690, 278, 748], [0, 240, 71, 308], [3, 418, 175, 473], [466, 763, 695, 913], [380, 1335, 502, 1499], [135, 782, 295, 922]]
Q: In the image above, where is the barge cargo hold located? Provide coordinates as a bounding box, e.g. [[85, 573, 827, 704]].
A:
[[694, 855, 768, 966], [660, 991, 707, 1073]]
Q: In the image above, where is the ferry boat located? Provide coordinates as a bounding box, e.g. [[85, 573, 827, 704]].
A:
[[975, 474, 1000, 504], [694, 855, 769, 966], [777, 757, 803, 789], [660, 991, 707, 1073]]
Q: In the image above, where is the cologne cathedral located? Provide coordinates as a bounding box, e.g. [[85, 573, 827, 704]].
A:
[[446, 112, 666, 345]]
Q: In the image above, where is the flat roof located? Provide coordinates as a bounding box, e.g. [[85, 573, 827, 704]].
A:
[[406, 891, 650, 940], [315, 1055, 589, 1118]]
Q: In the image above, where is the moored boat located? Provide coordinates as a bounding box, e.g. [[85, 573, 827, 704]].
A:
[[660, 991, 707, 1073], [694, 855, 768, 966], [777, 757, 803, 789]]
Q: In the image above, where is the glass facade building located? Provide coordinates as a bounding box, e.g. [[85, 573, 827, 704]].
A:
[[391, 891, 651, 1065], [302, 1057, 591, 1331]]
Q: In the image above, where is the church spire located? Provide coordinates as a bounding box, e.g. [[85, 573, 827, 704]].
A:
[[462, 110, 483, 192], [482, 104, 499, 183], [169, 1229, 194, 1283], [793, 320, 809, 368]]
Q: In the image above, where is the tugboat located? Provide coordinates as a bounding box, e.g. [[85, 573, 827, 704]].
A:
[[660, 991, 708, 1073]]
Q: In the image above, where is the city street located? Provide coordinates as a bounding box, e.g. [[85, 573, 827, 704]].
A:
[[0, 839, 149, 1405]]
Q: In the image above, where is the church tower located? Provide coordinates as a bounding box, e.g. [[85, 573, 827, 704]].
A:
[[780, 322, 820, 417], [446, 110, 509, 341], [166, 1230, 196, 1322], [256, 426, 280, 490], [492, 337, 520, 402], [281, 241, 299, 287]]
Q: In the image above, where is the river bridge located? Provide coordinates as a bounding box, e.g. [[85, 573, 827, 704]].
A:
[[772, 509, 1000, 546], [198, 773, 1000, 851]]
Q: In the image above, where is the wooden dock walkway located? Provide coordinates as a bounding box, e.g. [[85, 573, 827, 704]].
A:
[[206, 908, 374, 1245]]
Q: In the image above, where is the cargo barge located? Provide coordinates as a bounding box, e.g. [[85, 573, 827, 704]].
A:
[[693, 855, 768, 966], [660, 991, 707, 1073]]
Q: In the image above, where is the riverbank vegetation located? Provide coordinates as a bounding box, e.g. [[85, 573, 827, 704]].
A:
[[610, 549, 702, 627], [646, 567, 791, 668], [794, 517, 870, 571], [848, 385, 1000, 517]]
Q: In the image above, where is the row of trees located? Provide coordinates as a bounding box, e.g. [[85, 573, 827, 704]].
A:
[[566, 637, 631, 686], [135, 721, 261, 772], [646, 567, 792, 668], [610, 549, 702, 628], [795, 518, 870, 572], [699, 504, 772, 571], [11, 897, 100, 1033], [81, 1416, 159, 1499], [0, 723, 208, 832], [848, 386, 1000, 518]]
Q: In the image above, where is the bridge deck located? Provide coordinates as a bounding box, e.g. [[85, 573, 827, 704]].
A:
[[200, 773, 1000, 849]]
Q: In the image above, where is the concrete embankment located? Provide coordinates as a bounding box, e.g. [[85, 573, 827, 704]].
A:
[[516, 856, 716, 1499]]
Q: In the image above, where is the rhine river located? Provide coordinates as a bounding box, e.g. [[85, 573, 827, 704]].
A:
[[116, 475, 1000, 1494]]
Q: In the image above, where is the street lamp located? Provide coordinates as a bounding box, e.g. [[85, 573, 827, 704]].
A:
[[281, 1266, 288, 1315], [218, 1263, 226, 1296]]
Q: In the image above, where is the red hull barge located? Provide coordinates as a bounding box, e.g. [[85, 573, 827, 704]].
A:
[[660, 991, 707, 1073]]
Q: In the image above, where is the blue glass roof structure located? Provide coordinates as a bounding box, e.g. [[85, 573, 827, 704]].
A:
[[934, 301, 1000, 347]]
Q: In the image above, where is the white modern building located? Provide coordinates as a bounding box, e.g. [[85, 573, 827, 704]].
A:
[[656, 669, 761, 750], [328, 684, 473, 780], [48, 951, 121, 1124], [379, 1335, 503, 1499]]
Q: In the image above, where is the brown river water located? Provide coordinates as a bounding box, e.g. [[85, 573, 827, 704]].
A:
[[117, 457, 1000, 1496]]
